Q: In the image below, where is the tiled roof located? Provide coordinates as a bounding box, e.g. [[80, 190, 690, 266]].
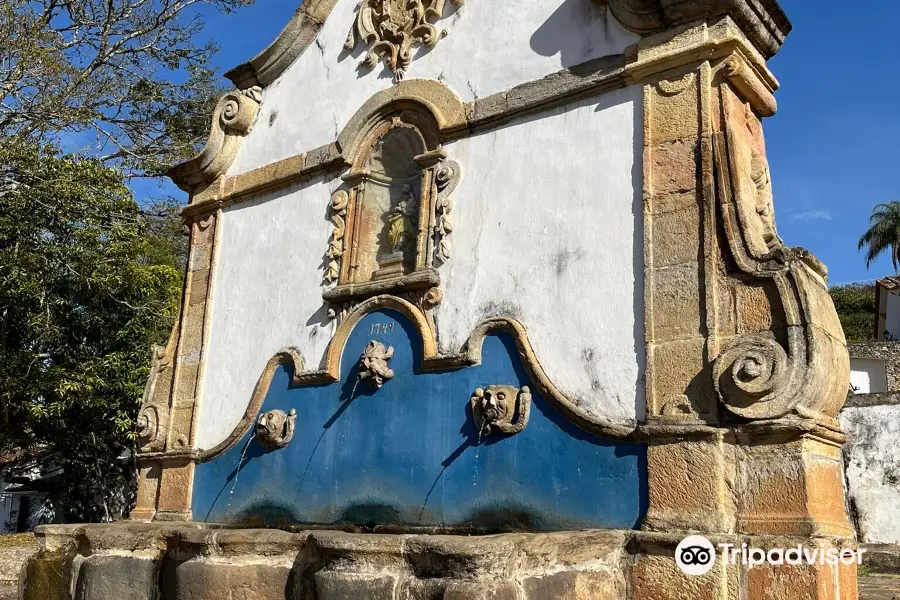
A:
[[877, 276, 900, 291]]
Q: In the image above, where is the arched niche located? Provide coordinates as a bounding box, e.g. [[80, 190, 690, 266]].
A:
[[324, 104, 461, 308]]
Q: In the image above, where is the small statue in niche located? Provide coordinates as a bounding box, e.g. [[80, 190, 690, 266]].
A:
[[386, 184, 417, 254]]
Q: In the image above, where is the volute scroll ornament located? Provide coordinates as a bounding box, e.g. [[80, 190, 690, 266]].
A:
[[345, 0, 466, 82], [325, 190, 350, 285], [167, 86, 263, 192], [470, 385, 532, 439], [255, 408, 297, 450], [710, 96, 849, 421], [713, 334, 796, 419], [136, 336, 175, 453], [137, 404, 168, 453]]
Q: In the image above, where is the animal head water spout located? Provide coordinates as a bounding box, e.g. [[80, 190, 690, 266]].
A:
[[358, 340, 395, 390], [470, 385, 532, 440]]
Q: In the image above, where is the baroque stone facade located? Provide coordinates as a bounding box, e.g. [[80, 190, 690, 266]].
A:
[[20, 1, 860, 599]]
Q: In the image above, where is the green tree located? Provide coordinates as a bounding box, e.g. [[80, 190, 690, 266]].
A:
[[0, 141, 183, 522], [0, 0, 249, 177], [0, 0, 253, 523], [828, 283, 876, 343], [858, 201, 900, 273]]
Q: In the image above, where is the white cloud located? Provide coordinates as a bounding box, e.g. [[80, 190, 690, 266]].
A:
[[788, 209, 833, 222]]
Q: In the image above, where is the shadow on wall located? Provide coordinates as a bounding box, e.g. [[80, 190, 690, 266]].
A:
[[530, 0, 617, 68]]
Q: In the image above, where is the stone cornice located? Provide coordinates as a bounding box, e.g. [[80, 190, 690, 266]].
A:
[[605, 0, 791, 58], [169, 0, 787, 197], [224, 0, 339, 89], [181, 29, 777, 219]]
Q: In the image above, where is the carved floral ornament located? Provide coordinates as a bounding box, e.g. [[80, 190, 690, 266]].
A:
[[345, 0, 466, 82]]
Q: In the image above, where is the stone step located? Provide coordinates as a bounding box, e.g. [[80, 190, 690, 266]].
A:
[[0, 547, 34, 583], [0, 584, 15, 600]]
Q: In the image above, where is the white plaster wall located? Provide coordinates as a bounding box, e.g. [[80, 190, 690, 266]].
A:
[[841, 404, 900, 544], [885, 291, 900, 340], [197, 175, 339, 449], [0, 491, 16, 533], [438, 86, 644, 424], [197, 86, 643, 449], [850, 358, 887, 394], [228, 0, 638, 175]]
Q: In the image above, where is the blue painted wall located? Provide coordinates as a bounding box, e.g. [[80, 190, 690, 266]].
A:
[[193, 310, 647, 531]]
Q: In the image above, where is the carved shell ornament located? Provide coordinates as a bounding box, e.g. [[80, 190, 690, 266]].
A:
[[345, 0, 466, 82]]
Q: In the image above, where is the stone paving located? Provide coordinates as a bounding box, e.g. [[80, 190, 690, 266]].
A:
[[860, 574, 900, 600]]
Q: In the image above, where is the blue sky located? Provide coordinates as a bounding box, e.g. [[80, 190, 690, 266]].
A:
[[162, 0, 899, 286]]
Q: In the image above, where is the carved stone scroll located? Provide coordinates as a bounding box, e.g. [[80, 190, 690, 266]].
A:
[[345, 0, 466, 82], [433, 159, 459, 264], [167, 87, 262, 193], [710, 86, 849, 421], [137, 333, 176, 452], [325, 190, 349, 285], [604, 0, 791, 58]]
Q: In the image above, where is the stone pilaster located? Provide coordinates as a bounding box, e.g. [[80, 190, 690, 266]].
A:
[[133, 208, 220, 522], [631, 3, 856, 599]]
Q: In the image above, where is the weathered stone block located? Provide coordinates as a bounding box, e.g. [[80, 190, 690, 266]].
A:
[[648, 337, 713, 418], [649, 264, 703, 341], [471, 93, 508, 123], [398, 577, 446, 600], [645, 436, 732, 533], [632, 553, 728, 600], [510, 530, 626, 573], [649, 71, 700, 145], [19, 552, 73, 600], [314, 571, 398, 600], [650, 204, 701, 268], [738, 437, 853, 538], [187, 268, 210, 304], [155, 461, 194, 515], [650, 139, 698, 196], [522, 571, 618, 600], [652, 191, 699, 216], [442, 580, 520, 600], [403, 535, 519, 579], [163, 560, 291, 600], [75, 555, 158, 600], [745, 562, 835, 600]]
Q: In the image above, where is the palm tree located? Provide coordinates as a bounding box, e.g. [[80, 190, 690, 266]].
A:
[[859, 201, 900, 273]]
